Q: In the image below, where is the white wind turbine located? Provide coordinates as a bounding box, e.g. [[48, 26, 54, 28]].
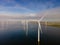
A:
[[25, 14, 47, 45], [38, 14, 47, 45], [25, 20, 28, 36]]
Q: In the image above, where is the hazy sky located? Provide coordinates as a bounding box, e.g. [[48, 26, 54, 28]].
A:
[[0, 0, 60, 31], [0, 0, 60, 17]]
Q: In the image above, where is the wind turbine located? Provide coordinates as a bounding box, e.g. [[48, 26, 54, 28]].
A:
[[25, 14, 47, 45], [1, 20, 4, 30], [38, 14, 47, 45], [25, 20, 28, 36]]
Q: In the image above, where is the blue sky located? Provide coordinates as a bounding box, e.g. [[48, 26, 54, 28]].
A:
[[0, 0, 60, 16]]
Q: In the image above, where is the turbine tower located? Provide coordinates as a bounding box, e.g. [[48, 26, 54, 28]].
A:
[[38, 21, 41, 45], [25, 20, 28, 36], [38, 14, 47, 45]]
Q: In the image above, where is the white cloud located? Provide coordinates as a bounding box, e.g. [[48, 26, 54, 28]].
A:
[[0, 6, 60, 21], [37, 7, 60, 21]]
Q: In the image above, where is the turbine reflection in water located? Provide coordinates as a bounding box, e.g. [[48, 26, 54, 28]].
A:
[[24, 20, 43, 45], [0, 19, 44, 45]]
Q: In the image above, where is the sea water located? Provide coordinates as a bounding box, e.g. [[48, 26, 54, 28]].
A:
[[0, 20, 38, 45], [0, 20, 60, 45]]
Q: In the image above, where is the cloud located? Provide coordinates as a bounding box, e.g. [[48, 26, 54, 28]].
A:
[[0, 0, 60, 13], [0, 7, 60, 20], [24, 0, 60, 11], [0, 3, 33, 14], [0, 0, 15, 3], [0, 0, 60, 20], [37, 7, 60, 21], [0, 0, 34, 15]]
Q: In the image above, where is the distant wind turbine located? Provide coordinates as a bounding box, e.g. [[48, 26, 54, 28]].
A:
[[25, 20, 28, 36], [38, 14, 47, 45]]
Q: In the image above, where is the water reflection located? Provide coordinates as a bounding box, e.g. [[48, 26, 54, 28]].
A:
[[0, 20, 38, 45]]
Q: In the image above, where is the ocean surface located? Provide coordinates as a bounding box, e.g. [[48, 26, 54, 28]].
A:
[[0, 20, 38, 45], [0, 20, 60, 45], [41, 24, 60, 45]]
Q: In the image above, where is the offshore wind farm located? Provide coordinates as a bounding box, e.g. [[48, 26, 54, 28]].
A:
[[0, 0, 60, 45], [0, 19, 42, 45], [0, 14, 60, 45]]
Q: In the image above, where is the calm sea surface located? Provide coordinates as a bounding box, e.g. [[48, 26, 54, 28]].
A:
[[0, 20, 60, 45], [0, 21, 38, 45]]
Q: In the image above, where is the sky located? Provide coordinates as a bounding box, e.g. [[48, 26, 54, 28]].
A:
[[0, 0, 60, 19]]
